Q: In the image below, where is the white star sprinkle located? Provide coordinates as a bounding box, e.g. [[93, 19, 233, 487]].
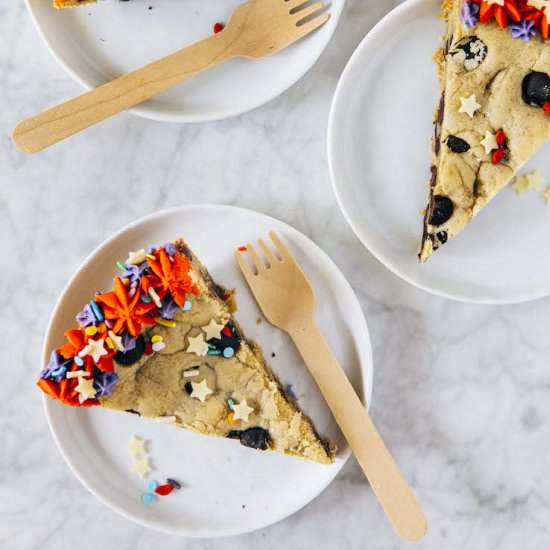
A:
[[190, 379, 213, 403], [202, 319, 225, 341], [480, 131, 498, 155], [79, 338, 108, 363], [459, 94, 481, 118], [126, 249, 147, 265], [74, 377, 97, 403], [186, 333, 209, 356], [128, 436, 146, 456], [131, 456, 151, 478], [108, 330, 124, 352], [232, 399, 254, 423]]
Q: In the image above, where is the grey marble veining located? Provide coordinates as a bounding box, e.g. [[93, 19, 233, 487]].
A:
[[1, 1, 550, 549]]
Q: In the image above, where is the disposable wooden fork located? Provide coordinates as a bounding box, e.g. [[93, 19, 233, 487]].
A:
[[235, 232, 428, 541], [12, 0, 329, 154]]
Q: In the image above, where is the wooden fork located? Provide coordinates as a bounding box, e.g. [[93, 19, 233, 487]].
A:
[[12, 0, 329, 154], [235, 232, 428, 542]]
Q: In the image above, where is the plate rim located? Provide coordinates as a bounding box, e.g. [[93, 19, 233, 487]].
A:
[[25, 0, 346, 123], [41, 203, 373, 537], [327, 0, 550, 305]]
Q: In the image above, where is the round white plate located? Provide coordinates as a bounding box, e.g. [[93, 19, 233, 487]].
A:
[[42, 204, 373, 537], [27, 0, 344, 123], [328, 0, 550, 304]]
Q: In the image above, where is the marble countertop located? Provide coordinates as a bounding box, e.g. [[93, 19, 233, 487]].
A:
[[2, 1, 550, 549]]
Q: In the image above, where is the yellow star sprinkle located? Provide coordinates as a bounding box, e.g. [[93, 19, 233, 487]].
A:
[[128, 436, 146, 456], [131, 456, 151, 478]]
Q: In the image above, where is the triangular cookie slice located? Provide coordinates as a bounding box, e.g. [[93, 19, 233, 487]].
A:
[[420, 0, 550, 261], [38, 239, 335, 464]]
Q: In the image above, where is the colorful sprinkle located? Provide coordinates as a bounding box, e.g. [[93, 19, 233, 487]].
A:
[[142, 492, 155, 505], [148, 287, 162, 308], [492, 148, 505, 164], [66, 370, 89, 379], [227, 398, 235, 410], [227, 412, 239, 425], [151, 335, 164, 344], [213, 22, 225, 34], [155, 415, 177, 423], [147, 479, 159, 491], [207, 349, 222, 356], [183, 300, 192, 311], [144, 342, 154, 356], [152, 341, 166, 352], [184, 368, 200, 378], [155, 317, 176, 328], [155, 483, 174, 496], [84, 326, 98, 336], [90, 299, 104, 322], [117, 261, 128, 271], [223, 347, 235, 358], [74, 356, 84, 367], [237, 245, 247, 252]]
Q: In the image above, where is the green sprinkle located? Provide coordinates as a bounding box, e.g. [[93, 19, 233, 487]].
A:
[[227, 399, 235, 410], [207, 349, 222, 356], [117, 261, 128, 271]]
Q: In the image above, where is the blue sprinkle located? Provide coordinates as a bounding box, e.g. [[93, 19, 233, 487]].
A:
[[223, 347, 235, 358], [147, 479, 159, 492], [140, 294, 152, 303], [207, 349, 222, 356], [90, 299, 104, 322], [142, 492, 155, 505], [51, 366, 67, 377], [74, 356, 84, 367], [183, 300, 192, 311], [227, 398, 235, 410]]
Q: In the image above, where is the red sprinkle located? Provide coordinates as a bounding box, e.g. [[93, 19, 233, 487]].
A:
[[495, 130, 506, 146], [144, 342, 153, 356], [213, 22, 225, 34], [222, 326, 232, 337], [223, 293, 231, 301], [155, 484, 174, 496], [492, 148, 505, 164], [544, 102, 550, 117], [237, 246, 247, 252]]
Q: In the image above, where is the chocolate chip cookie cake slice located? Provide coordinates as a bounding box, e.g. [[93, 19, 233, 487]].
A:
[[420, 0, 550, 261], [38, 240, 335, 464]]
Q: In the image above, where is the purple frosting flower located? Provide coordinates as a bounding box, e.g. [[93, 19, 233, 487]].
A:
[[94, 372, 119, 397], [76, 304, 96, 327], [460, 1, 479, 30], [122, 332, 138, 352], [147, 245, 157, 254], [123, 262, 148, 285], [163, 242, 177, 257], [159, 294, 179, 320], [41, 351, 71, 379], [510, 20, 536, 42]]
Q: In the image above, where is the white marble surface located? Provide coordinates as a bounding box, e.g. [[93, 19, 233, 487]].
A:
[[1, 1, 550, 548]]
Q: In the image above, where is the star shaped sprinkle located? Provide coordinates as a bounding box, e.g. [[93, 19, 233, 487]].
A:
[[190, 379, 213, 402], [232, 399, 254, 422], [128, 436, 146, 455], [79, 338, 108, 363], [525, 171, 544, 192], [511, 175, 529, 195], [126, 249, 147, 265], [131, 456, 151, 478], [480, 131, 498, 155], [74, 376, 97, 403], [186, 333, 209, 356], [202, 319, 225, 341], [108, 330, 124, 352], [459, 94, 481, 118]]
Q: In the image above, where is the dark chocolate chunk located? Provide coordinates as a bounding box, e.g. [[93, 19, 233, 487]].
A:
[[436, 231, 448, 244], [226, 427, 270, 450], [125, 409, 141, 416], [428, 195, 454, 226], [522, 71, 550, 107], [114, 335, 145, 366], [446, 135, 470, 153], [184, 382, 193, 395]]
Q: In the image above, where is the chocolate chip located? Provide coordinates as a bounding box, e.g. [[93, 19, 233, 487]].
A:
[[446, 135, 470, 153], [114, 335, 145, 366], [428, 195, 454, 226], [184, 382, 193, 395], [436, 231, 448, 244], [522, 71, 550, 107], [226, 427, 270, 450]]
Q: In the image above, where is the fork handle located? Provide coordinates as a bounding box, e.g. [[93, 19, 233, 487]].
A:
[[289, 320, 427, 542], [12, 31, 237, 154]]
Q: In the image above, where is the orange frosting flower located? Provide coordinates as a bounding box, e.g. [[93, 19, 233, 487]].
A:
[[95, 277, 157, 337], [146, 248, 199, 307]]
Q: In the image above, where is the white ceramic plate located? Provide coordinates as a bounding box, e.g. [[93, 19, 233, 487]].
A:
[[27, 0, 344, 122], [328, 0, 550, 304], [42, 204, 373, 537]]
